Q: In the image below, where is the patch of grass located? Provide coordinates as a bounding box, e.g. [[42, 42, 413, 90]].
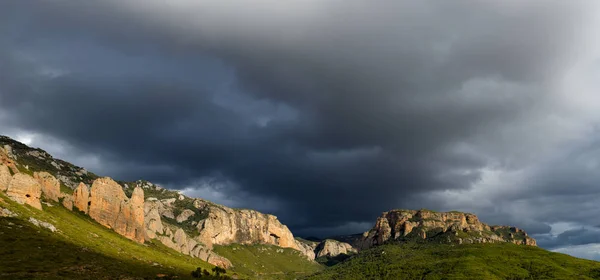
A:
[[59, 183, 73, 195], [306, 243, 600, 280], [214, 244, 323, 280], [0, 192, 228, 280]]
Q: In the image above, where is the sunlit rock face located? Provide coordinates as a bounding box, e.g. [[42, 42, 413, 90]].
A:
[[34, 172, 61, 202], [88, 177, 145, 243], [7, 173, 42, 210], [73, 182, 90, 214], [358, 209, 537, 250]]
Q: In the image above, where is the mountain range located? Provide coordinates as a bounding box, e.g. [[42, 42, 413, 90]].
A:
[[0, 135, 599, 279]]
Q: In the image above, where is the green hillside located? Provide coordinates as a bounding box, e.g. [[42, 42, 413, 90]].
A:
[[306, 242, 600, 280], [0, 191, 228, 280], [214, 244, 323, 279]]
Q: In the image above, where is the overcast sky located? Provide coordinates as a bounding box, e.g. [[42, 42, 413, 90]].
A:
[[2, 1, 600, 260]]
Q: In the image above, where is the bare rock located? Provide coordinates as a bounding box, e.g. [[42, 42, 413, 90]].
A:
[[0, 146, 19, 174], [294, 240, 317, 260], [176, 209, 195, 223], [7, 173, 42, 210], [29, 217, 57, 232], [0, 164, 11, 191], [0, 207, 17, 217], [158, 226, 232, 268], [196, 205, 310, 258], [88, 177, 145, 243], [144, 201, 165, 239], [61, 194, 74, 211], [358, 209, 537, 250], [315, 239, 357, 258], [73, 182, 90, 213], [34, 172, 61, 202]]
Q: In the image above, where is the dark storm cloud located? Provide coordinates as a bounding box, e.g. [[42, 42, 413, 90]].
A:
[[537, 227, 600, 250], [1, 0, 600, 248]]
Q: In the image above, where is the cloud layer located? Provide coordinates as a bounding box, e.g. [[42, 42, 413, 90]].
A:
[[2, 1, 600, 256]]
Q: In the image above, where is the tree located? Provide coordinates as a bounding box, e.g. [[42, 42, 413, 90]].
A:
[[211, 266, 227, 276]]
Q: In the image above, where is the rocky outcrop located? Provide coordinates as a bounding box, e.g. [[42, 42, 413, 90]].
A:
[[34, 172, 61, 202], [159, 227, 232, 268], [196, 206, 302, 253], [73, 183, 90, 213], [0, 164, 11, 191], [144, 199, 232, 268], [29, 217, 57, 232], [176, 209, 195, 223], [358, 209, 537, 250], [0, 145, 19, 175], [144, 200, 165, 240], [294, 240, 317, 260], [61, 194, 73, 211], [6, 173, 42, 210], [88, 177, 145, 243], [315, 239, 357, 258]]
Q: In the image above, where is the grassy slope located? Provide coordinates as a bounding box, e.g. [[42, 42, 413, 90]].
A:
[[306, 243, 600, 280], [214, 244, 323, 279], [0, 192, 227, 280]]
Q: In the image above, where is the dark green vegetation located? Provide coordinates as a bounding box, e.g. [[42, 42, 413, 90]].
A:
[[214, 244, 323, 279], [315, 253, 353, 267], [306, 243, 600, 280], [0, 192, 229, 280]]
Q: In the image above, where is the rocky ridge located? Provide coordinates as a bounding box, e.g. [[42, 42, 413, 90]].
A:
[[358, 209, 537, 250], [0, 136, 324, 268], [140, 180, 317, 264]]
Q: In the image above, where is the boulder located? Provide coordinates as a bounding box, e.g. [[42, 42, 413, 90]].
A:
[[176, 209, 195, 223], [0, 164, 11, 191], [88, 177, 145, 243], [29, 217, 57, 232], [73, 182, 90, 214], [34, 172, 61, 202], [6, 173, 42, 210], [61, 194, 74, 211]]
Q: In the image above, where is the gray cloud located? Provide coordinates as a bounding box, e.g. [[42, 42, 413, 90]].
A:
[[1, 0, 600, 251]]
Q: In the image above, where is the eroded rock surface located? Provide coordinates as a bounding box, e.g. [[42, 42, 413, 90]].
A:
[[358, 209, 537, 249], [144, 199, 232, 268], [197, 206, 303, 253], [7, 173, 42, 210], [61, 194, 74, 211], [73, 182, 90, 213], [34, 172, 61, 202], [315, 239, 357, 258], [0, 164, 11, 191], [88, 177, 145, 243]]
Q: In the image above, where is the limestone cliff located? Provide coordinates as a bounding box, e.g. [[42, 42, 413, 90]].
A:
[[196, 205, 302, 252], [144, 197, 232, 268], [34, 171, 61, 202], [0, 164, 11, 191], [315, 239, 357, 258], [7, 173, 42, 210], [73, 182, 90, 214], [358, 209, 537, 250], [89, 177, 145, 243], [142, 181, 316, 264]]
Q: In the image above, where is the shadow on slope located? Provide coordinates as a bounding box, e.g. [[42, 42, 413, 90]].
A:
[[0, 191, 232, 280]]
